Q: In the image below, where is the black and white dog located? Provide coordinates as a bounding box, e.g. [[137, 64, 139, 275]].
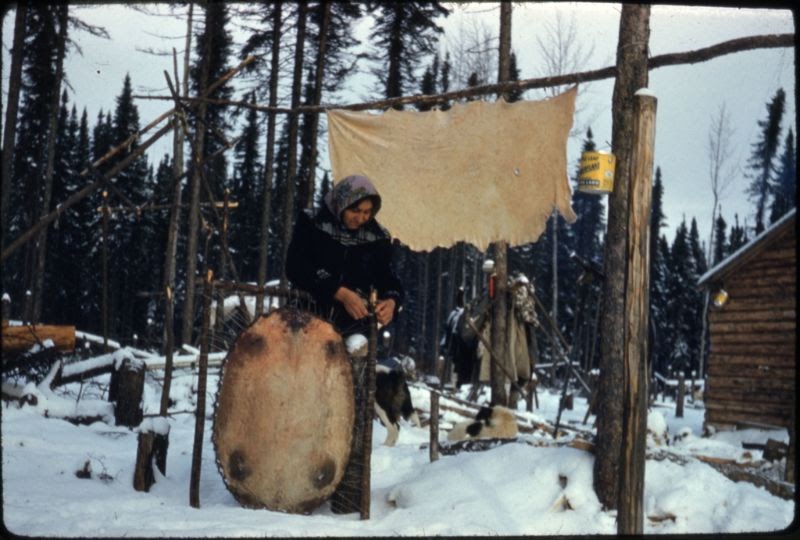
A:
[[447, 405, 518, 442], [375, 357, 421, 447]]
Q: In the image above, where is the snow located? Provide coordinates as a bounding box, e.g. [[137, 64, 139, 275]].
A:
[[346, 333, 368, 355], [635, 87, 657, 97], [1, 360, 795, 536]]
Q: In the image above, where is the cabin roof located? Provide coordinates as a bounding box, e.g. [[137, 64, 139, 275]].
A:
[[697, 208, 796, 288]]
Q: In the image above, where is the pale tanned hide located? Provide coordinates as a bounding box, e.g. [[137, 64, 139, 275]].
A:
[[212, 308, 354, 514]]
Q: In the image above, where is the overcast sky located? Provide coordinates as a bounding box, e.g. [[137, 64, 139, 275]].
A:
[[2, 3, 795, 247]]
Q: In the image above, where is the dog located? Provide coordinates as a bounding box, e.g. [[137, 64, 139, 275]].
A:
[[375, 359, 421, 446], [447, 405, 518, 442]]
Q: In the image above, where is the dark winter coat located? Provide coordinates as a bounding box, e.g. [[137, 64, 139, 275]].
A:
[[286, 205, 404, 335]]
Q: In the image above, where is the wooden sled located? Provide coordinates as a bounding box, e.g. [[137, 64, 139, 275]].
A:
[[212, 307, 354, 514]]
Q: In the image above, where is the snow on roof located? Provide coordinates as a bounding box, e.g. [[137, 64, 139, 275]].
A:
[[697, 208, 796, 287]]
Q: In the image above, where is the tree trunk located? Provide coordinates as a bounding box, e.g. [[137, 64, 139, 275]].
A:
[[181, 4, 214, 346], [101, 190, 110, 353], [279, 0, 308, 287], [1, 3, 27, 249], [31, 4, 69, 323], [488, 1, 513, 407], [594, 4, 650, 511], [617, 93, 657, 535], [255, 4, 282, 316], [160, 2, 193, 417], [304, 1, 331, 209]]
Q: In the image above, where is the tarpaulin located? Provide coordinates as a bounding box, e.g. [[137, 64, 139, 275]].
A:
[[327, 86, 578, 252]]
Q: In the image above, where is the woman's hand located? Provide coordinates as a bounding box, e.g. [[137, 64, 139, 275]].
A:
[[375, 298, 396, 326], [334, 286, 369, 320]]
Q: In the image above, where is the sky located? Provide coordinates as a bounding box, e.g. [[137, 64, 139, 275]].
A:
[[1, 2, 796, 247], [1, 333, 795, 536]]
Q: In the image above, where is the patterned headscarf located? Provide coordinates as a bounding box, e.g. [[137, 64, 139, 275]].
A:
[[324, 174, 382, 223]]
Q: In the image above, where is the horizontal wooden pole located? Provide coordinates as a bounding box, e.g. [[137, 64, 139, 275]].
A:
[[133, 33, 793, 114]]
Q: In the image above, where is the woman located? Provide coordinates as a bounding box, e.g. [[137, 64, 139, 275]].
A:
[[286, 174, 403, 336]]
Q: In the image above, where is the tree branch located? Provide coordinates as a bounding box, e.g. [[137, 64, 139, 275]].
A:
[[133, 33, 793, 113]]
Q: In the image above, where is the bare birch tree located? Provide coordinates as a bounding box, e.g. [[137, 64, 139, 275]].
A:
[[698, 102, 738, 378]]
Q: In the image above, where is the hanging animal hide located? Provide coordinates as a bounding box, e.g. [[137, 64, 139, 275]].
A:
[[327, 87, 578, 252]]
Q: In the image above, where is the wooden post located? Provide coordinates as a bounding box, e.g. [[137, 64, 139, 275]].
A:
[[111, 359, 145, 428], [214, 189, 231, 336], [133, 418, 170, 492], [676, 370, 685, 419], [489, 0, 513, 408], [359, 291, 378, 520], [616, 92, 657, 535], [101, 190, 109, 354], [189, 269, 213, 508], [430, 390, 440, 462]]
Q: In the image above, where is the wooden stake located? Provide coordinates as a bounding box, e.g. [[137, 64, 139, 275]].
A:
[[189, 268, 213, 508], [430, 391, 440, 462], [360, 289, 378, 520]]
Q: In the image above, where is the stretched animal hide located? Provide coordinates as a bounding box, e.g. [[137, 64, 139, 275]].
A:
[[327, 87, 577, 252], [212, 308, 354, 514]]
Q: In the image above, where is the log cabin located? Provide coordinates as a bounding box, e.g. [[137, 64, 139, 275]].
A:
[[697, 208, 795, 434]]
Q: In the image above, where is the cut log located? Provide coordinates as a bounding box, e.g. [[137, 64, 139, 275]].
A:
[[133, 417, 170, 492], [1, 324, 75, 354], [109, 359, 145, 428]]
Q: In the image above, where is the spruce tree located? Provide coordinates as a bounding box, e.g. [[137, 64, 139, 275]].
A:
[[648, 167, 668, 376], [103, 74, 150, 341], [6, 5, 61, 300], [572, 128, 606, 261], [506, 52, 524, 103], [727, 213, 749, 254], [230, 91, 263, 280], [367, 2, 450, 103], [190, 1, 233, 194], [651, 234, 672, 375], [712, 212, 728, 265], [45, 95, 79, 324], [688, 217, 707, 375], [768, 129, 796, 224], [746, 88, 785, 234], [665, 219, 693, 376]]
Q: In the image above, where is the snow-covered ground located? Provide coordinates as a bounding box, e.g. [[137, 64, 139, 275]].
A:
[[2, 357, 795, 536]]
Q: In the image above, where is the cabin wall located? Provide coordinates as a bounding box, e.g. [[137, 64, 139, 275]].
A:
[[704, 228, 796, 431]]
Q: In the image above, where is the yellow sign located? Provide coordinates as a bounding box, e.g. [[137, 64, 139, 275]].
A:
[[578, 151, 615, 194]]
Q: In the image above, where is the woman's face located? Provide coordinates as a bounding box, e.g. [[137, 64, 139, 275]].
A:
[[342, 199, 374, 230]]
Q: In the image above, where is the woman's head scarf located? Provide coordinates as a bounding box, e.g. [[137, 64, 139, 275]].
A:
[[324, 174, 382, 223]]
